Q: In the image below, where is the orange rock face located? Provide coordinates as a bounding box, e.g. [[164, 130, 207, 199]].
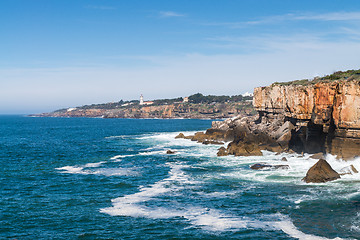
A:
[[254, 80, 360, 130], [254, 80, 360, 159]]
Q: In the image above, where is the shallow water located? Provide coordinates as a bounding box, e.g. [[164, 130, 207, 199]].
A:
[[0, 116, 359, 239]]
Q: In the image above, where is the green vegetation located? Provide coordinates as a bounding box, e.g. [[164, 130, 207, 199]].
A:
[[152, 97, 183, 106], [63, 93, 253, 111], [272, 69, 360, 86], [188, 93, 252, 104]]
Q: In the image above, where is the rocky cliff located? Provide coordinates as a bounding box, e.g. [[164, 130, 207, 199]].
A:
[[253, 79, 360, 159], [192, 70, 360, 160]]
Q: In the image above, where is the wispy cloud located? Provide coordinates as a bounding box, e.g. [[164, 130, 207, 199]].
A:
[[85, 5, 116, 10], [206, 11, 360, 28], [159, 11, 185, 18]]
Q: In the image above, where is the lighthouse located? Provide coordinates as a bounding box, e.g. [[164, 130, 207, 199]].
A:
[[140, 94, 144, 105]]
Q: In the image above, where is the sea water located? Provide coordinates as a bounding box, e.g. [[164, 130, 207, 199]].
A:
[[1, 115, 360, 239]]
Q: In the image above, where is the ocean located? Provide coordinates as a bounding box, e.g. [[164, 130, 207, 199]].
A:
[[1, 115, 360, 239]]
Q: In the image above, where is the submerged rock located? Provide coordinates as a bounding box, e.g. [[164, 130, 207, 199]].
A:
[[250, 163, 289, 170], [166, 150, 176, 154], [302, 159, 340, 183]]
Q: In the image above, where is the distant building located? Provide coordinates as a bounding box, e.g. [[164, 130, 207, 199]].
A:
[[140, 94, 153, 105], [143, 101, 154, 105], [183, 97, 189, 103]]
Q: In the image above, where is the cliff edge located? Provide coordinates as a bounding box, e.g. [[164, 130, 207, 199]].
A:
[[197, 70, 360, 160], [253, 79, 360, 159]]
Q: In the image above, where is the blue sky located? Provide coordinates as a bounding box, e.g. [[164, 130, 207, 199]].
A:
[[2, 0, 360, 113]]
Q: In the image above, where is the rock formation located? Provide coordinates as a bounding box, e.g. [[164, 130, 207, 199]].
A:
[[175, 70, 360, 160], [302, 159, 340, 183], [253, 79, 360, 159]]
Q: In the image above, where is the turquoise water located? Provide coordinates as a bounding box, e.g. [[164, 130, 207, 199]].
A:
[[1, 116, 360, 239]]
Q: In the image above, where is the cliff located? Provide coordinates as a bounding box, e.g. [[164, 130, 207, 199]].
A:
[[253, 79, 360, 159], [190, 70, 360, 160]]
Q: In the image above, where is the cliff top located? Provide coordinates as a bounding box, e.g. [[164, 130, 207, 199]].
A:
[[271, 69, 360, 86]]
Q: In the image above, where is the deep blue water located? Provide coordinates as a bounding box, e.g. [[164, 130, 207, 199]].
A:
[[1, 116, 360, 239]]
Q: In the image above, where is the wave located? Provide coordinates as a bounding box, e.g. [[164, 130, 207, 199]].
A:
[[100, 161, 342, 239], [110, 154, 135, 160]]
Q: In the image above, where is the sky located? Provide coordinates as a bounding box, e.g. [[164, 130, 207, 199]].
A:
[[2, 0, 360, 114]]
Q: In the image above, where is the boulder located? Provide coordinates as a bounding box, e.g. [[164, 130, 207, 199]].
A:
[[166, 150, 176, 154], [281, 157, 288, 161], [274, 121, 295, 139], [175, 133, 185, 139], [302, 159, 340, 183], [217, 147, 228, 156], [276, 130, 292, 148]]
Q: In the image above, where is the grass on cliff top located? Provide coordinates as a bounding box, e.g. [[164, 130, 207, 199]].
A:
[[271, 69, 360, 86]]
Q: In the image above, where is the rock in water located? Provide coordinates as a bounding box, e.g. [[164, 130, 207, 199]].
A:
[[281, 157, 288, 161], [175, 133, 185, 139], [166, 150, 176, 154], [302, 159, 340, 183], [250, 163, 289, 170], [217, 147, 228, 156]]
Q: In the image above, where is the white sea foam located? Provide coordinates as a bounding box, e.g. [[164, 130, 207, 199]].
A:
[[84, 161, 105, 168], [110, 154, 135, 160], [56, 166, 84, 174], [100, 162, 194, 217], [274, 218, 343, 240], [56, 165, 137, 176]]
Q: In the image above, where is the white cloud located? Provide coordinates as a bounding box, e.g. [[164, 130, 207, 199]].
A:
[[159, 11, 185, 18], [205, 11, 360, 28]]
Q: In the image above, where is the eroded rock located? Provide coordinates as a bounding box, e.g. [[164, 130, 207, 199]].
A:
[[302, 159, 340, 183]]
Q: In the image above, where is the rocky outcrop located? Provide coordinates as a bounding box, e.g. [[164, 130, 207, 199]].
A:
[[253, 79, 360, 160], [302, 159, 340, 183], [207, 113, 293, 157]]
